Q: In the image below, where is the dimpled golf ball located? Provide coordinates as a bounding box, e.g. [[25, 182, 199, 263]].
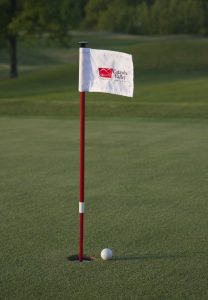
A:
[[101, 248, 113, 260]]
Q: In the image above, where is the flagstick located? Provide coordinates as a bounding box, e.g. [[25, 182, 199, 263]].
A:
[[79, 41, 88, 262], [79, 91, 85, 262]]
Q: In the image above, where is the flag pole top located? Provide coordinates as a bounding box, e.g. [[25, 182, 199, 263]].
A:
[[79, 41, 88, 48]]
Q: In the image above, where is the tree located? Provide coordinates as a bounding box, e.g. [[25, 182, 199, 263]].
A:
[[136, 0, 205, 35], [135, 2, 152, 34], [69, 0, 89, 29], [0, 0, 73, 78], [181, 0, 205, 34], [0, 0, 18, 78], [201, 0, 208, 34], [84, 0, 111, 30], [84, 0, 138, 33], [97, 0, 137, 33]]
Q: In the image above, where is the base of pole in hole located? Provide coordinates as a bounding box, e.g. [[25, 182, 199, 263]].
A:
[[67, 255, 94, 262]]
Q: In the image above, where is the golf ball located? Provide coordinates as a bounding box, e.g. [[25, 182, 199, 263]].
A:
[[101, 248, 113, 260]]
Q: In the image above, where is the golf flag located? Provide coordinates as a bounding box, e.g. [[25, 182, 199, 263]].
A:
[[79, 48, 134, 97]]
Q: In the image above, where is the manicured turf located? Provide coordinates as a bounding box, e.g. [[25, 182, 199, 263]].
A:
[[0, 117, 208, 299], [0, 34, 208, 299]]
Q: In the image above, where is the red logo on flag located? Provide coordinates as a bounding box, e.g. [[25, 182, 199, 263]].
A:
[[98, 68, 113, 78]]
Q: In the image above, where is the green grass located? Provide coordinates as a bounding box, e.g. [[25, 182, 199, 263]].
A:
[[1, 34, 208, 118], [0, 72, 208, 119], [0, 33, 208, 299], [0, 117, 208, 299]]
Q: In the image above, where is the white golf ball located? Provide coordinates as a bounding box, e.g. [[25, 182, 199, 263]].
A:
[[101, 248, 113, 260]]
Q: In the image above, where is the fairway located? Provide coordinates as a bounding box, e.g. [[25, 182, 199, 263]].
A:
[[1, 34, 208, 299]]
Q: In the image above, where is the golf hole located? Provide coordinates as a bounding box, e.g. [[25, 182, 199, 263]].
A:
[[67, 255, 95, 262]]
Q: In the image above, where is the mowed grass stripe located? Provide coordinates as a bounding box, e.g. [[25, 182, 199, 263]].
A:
[[0, 74, 208, 118]]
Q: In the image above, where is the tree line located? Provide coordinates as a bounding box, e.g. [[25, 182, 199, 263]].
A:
[[1, 0, 208, 78], [83, 0, 208, 35]]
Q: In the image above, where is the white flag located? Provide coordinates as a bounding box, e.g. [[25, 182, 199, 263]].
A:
[[79, 48, 134, 97]]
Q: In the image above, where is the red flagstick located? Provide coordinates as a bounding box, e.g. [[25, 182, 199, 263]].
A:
[[79, 42, 88, 262], [79, 91, 85, 262]]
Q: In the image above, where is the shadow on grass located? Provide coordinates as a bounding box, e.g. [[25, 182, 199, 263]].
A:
[[66, 252, 207, 263], [114, 252, 205, 261]]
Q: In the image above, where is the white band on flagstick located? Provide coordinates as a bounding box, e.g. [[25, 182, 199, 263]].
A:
[[79, 202, 85, 213]]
